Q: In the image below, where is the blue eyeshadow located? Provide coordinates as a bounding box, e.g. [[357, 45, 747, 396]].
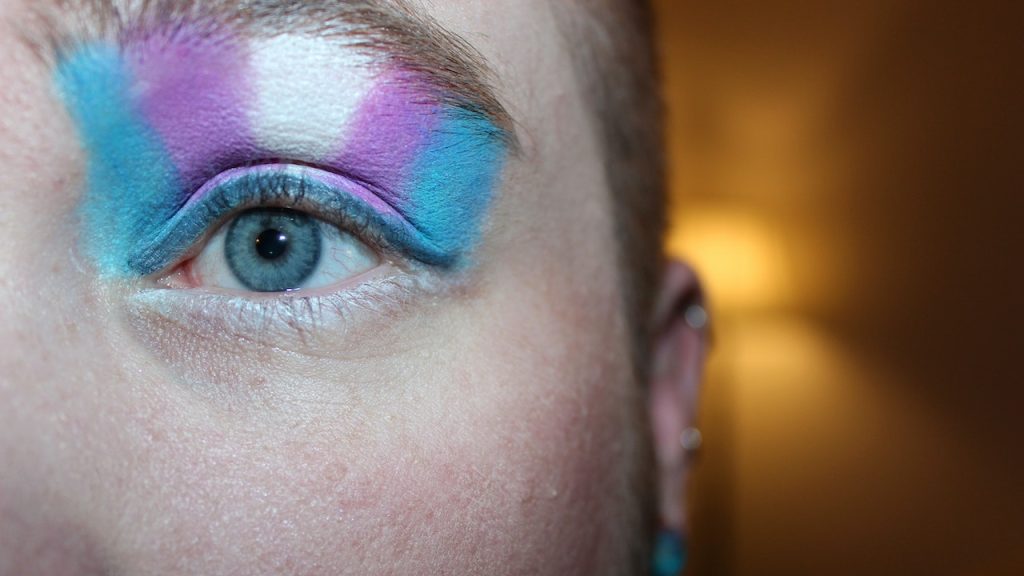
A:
[[55, 45, 182, 276], [405, 111, 507, 260]]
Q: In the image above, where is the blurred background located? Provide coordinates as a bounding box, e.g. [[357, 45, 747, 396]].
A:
[[653, 1, 1022, 575]]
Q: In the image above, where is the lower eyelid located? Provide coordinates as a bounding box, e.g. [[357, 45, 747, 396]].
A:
[[130, 268, 432, 348]]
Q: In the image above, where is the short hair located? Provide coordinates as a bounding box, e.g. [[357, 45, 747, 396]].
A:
[[553, 1, 665, 571], [553, 0, 666, 360]]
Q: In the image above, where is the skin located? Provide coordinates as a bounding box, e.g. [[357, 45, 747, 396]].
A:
[[0, 0, 705, 574]]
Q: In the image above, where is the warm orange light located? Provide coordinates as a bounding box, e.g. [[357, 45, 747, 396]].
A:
[[667, 206, 790, 312]]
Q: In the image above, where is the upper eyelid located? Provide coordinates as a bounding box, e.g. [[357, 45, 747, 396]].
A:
[[53, 35, 510, 279], [129, 164, 452, 276], [34, 3, 519, 150]]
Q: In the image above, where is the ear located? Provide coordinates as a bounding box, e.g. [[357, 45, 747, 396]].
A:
[[649, 260, 709, 533]]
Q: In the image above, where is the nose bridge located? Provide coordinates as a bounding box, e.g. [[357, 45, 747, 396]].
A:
[[0, 400, 105, 575], [0, 347, 75, 573], [0, 279, 120, 575], [0, 6, 133, 571]]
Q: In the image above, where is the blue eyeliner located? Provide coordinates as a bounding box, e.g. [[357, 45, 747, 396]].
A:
[[128, 166, 461, 275]]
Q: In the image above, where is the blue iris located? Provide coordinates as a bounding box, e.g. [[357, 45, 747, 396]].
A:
[[224, 208, 322, 292]]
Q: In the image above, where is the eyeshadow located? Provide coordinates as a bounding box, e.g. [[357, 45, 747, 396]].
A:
[[55, 28, 508, 277], [56, 44, 181, 276], [331, 73, 506, 257], [250, 35, 377, 161], [130, 29, 256, 189]]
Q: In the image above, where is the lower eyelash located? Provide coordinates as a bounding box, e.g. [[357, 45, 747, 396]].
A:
[[128, 272, 433, 347]]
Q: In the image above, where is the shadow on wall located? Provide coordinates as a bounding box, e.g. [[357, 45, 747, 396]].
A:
[[655, 1, 1024, 575]]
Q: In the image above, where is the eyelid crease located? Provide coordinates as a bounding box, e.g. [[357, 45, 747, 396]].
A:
[[178, 159, 403, 216], [128, 164, 454, 276]]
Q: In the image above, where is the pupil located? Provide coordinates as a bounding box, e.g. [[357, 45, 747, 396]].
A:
[[255, 229, 289, 260]]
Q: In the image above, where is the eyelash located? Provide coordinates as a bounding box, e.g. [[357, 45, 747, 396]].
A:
[[123, 164, 450, 339], [130, 269, 432, 346], [128, 164, 430, 279]]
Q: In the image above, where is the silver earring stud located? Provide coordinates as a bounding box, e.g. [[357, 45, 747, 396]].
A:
[[680, 427, 703, 452], [684, 304, 708, 331]]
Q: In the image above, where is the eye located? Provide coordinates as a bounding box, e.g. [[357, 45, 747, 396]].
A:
[[189, 207, 381, 293]]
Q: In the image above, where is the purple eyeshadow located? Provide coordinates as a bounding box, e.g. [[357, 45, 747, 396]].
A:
[[130, 31, 257, 191]]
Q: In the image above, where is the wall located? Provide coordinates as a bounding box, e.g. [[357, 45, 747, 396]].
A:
[[654, 2, 1023, 574]]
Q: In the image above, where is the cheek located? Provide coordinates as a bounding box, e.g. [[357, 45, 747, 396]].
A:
[[322, 289, 636, 574], [95, 269, 636, 575], [383, 256, 640, 572]]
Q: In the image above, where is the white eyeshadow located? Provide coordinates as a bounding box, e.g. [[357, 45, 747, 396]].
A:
[[249, 35, 376, 160]]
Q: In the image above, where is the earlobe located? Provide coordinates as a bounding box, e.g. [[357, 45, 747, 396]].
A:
[[648, 260, 708, 540]]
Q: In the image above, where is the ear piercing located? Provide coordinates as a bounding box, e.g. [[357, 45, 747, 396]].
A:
[[654, 303, 704, 575], [680, 427, 703, 453], [683, 304, 708, 331], [652, 528, 688, 576]]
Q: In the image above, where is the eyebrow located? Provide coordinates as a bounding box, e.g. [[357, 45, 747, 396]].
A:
[[31, 0, 518, 149]]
